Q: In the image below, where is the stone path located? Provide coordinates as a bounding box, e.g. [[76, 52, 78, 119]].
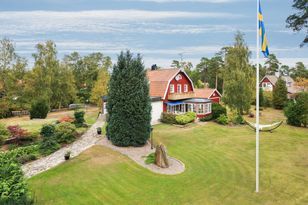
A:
[[97, 138, 185, 175], [22, 115, 105, 178]]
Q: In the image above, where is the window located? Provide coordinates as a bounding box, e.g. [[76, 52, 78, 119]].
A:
[[198, 104, 204, 114], [184, 84, 188, 92], [205, 103, 211, 114], [177, 84, 182, 93], [170, 84, 175, 93]]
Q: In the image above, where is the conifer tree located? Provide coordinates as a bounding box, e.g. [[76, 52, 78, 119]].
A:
[[107, 51, 151, 147], [273, 78, 288, 109]]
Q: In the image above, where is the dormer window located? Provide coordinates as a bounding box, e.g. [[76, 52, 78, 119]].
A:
[[170, 84, 175, 93], [177, 84, 182, 93], [184, 84, 188, 92]]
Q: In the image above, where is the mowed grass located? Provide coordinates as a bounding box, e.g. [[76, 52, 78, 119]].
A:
[[0, 107, 99, 133], [28, 109, 308, 205]]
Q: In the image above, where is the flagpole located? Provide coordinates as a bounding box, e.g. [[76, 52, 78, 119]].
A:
[[256, 0, 260, 193]]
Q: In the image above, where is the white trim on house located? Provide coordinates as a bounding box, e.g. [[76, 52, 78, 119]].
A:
[[162, 68, 195, 100], [209, 89, 222, 98]]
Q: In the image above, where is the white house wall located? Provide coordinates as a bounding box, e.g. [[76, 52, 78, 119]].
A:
[[151, 101, 163, 125]]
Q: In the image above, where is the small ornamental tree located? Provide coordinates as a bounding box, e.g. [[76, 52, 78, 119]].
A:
[[30, 99, 49, 119], [273, 78, 288, 109], [7, 125, 29, 145], [107, 51, 151, 147]]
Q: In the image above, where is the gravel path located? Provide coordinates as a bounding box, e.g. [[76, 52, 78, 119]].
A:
[[97, 138, 185, 175], [22, 116, 105, 178]]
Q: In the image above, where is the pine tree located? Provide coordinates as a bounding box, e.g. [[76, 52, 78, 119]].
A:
[[106, 51, 151, 147], [273, 78, 288, 109]]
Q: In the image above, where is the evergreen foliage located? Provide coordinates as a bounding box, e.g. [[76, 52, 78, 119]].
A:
[[40, 124, 55, 138], [74, 110, 85, 127], [107, 51, 151, 147], [272, 78, 288, 109], [212, 103, 227, 119], [29, 99, 49, 119], [284, 92, 308, 127], [160, 112, 177, 124]]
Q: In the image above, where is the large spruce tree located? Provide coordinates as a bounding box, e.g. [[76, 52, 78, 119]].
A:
[[107, 51, 151, 147], [273, 78, 288, 109]]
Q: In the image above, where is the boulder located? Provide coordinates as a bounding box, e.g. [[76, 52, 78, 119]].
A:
[[155, 144, 169, 168]]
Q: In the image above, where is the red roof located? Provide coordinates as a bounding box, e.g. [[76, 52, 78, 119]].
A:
[[147, 68, 180, 98], [194, 88, 221, 98]]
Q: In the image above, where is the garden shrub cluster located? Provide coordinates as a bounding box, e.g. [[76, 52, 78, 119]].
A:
[[39, 122, 77, 155], [212, 103, 227, 119], [175, 112, 196, 125], [30, 99, 49, 119], [228, 111, 245, 125], [160, 112, 177, 124], [284, 92, 308, 127], [0, 152, 34, 204], [1, 145, 40, 164], [0, 123, 9, 144]]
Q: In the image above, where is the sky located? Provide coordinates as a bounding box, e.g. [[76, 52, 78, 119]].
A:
[[0, 0, 307, 68]]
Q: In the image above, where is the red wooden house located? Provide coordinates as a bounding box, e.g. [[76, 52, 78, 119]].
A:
[[147, 68, 221, 119]]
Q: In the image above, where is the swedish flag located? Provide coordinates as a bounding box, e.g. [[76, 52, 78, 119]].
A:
[[259, 1, 269, 57]]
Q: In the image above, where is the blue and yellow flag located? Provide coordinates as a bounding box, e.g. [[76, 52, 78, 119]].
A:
[[259, 1, 269, 57]]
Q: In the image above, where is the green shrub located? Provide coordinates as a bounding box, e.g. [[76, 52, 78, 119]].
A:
[[216, 114, 229, 125], [30, 99, 49, 119], [161, 112, 177, 124], [200, 114, 213, 122], [175, 112, 196, 125], [145, 153, 155, 164], [232, 114, 245, 125], [0, 154, 34, 204], [0, 123, 9, 136], [74, 110, 85, 127], [54, 122, 77, 144], [284, 92, 308, 127], [39, 138, 61, 156], [212, 103, 227, 119], [40, 124, 55, 138], [1, 145, 39, 164], [175, 115, 192, 125]]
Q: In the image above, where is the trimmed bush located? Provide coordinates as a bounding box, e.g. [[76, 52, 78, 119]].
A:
[[40, 124, 55, 138], [54, 122, 77, 144], [200, 114, 213, 122], [216, 114, 229, 125], [30, 99, 49, 119], [161, 112, 177, 124], [212, 103, 227, 119], [74, 111, 85, 127], [175, 112, 196, 125]]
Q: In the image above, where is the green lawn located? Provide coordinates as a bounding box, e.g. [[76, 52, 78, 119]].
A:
[[0, 107, 99, 134], [28, 109, 308, 205]]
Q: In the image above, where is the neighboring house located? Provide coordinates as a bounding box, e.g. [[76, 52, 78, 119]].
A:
[[147, 68, 216, 120], [260, 75, 301, 98]]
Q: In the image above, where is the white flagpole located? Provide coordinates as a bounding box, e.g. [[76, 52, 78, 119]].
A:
[[256, 0, 260, 193]]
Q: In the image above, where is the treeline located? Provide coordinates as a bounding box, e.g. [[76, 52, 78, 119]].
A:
[[171, 32, 308, 114], [0, 39, 110, 118]]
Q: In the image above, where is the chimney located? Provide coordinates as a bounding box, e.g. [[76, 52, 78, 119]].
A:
[[151, 64, 158, 71]]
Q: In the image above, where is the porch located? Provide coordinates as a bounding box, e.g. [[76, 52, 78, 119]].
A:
[[165, 98, 212, 116]]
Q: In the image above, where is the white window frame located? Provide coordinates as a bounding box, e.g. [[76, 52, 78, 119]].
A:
[[170, 84, 175, 93], [177, 84, 182, 93], [184, 84, 188, 92]]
